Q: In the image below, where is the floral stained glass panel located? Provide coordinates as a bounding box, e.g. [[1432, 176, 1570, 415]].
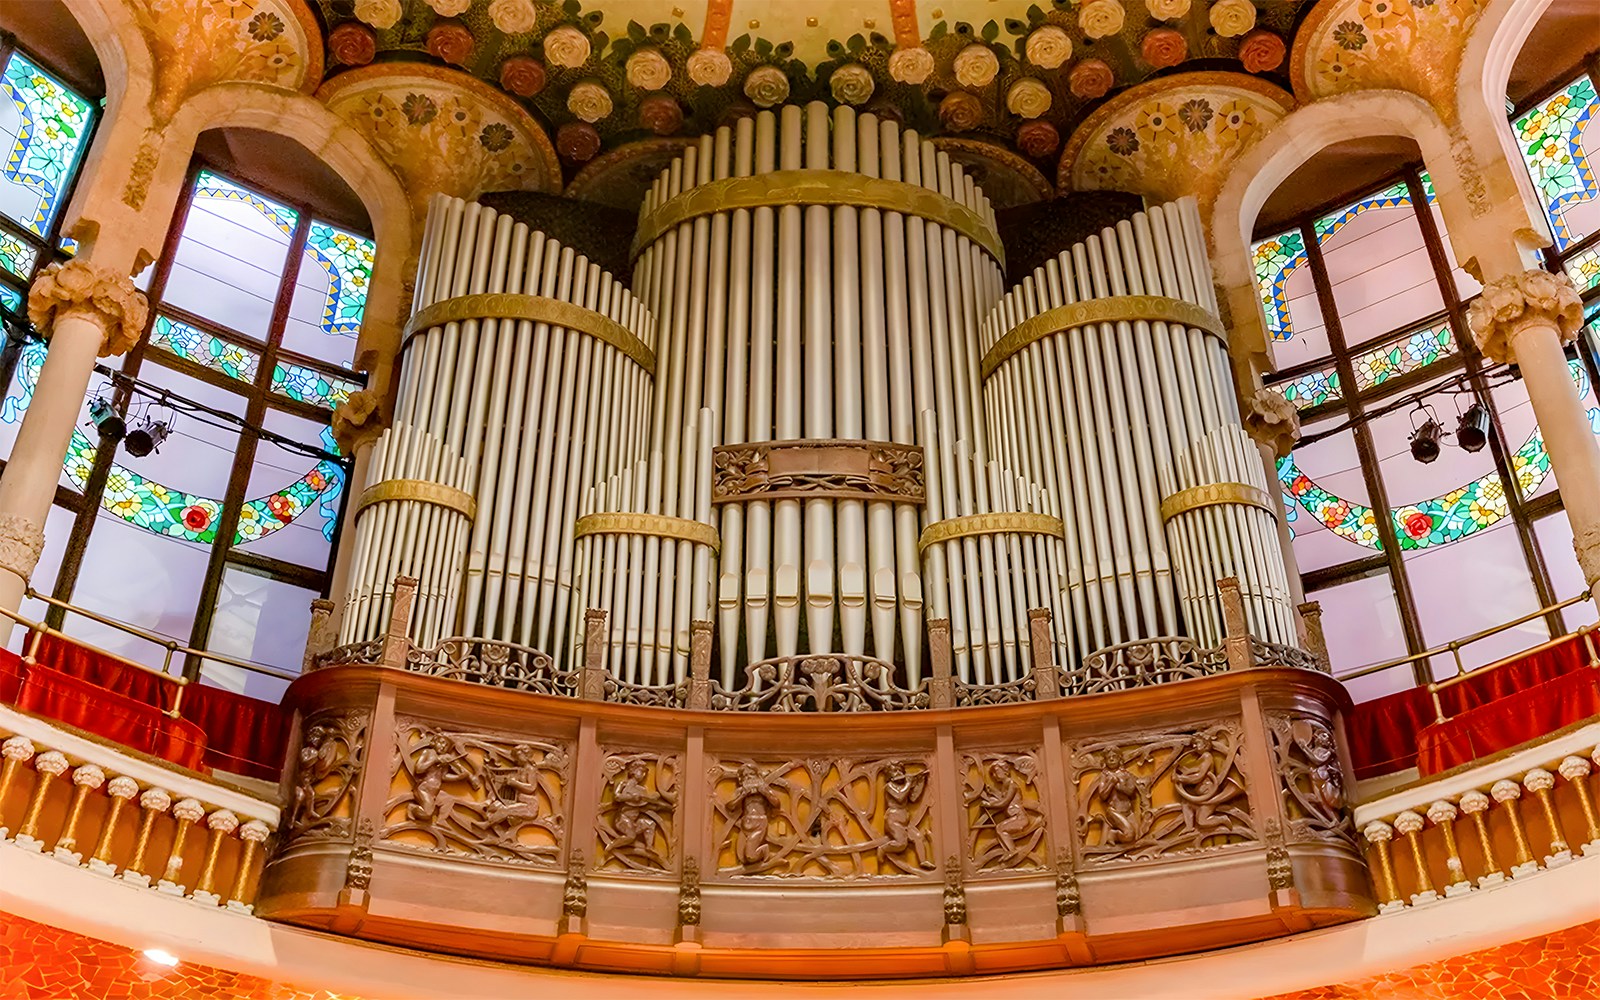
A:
[[1565, 244, 1600, 293], [1272, 367, 1342, 411], [1253, 229, 1306, 343], [163, 171, 298, 340], [0, 51, 93, 238], [147, 314, 260, 385], [281, 221, 374, 367], [0, 282, 21, 314], [1513, 76, 1600, 252], [1349, 322, 1457, 393], [270, 360, 359, 410], [0, 228, 37, 280]]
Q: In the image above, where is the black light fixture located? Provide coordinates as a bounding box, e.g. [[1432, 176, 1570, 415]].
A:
[[123, 417, 170, 458], [1409, 405, 1443, 464], [1456, 402, 1491, 453], [87, 396, 125, 442]]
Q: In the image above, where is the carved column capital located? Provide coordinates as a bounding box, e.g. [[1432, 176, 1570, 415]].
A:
[[26, 259, 150, 357], [0, 513, 45, 584], [1573, 522, 1600, 589], [331, 388, 386, 455], [1465, 269, 1584, 364], [1243, 386, 1301, 459]]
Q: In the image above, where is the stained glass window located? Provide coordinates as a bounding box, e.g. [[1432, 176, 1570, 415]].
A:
[[0, 282, 21, 314], [1513, 75, 1599, 251], [1316, 185, 1443, 346], [0, 51, 93, 238], [0, 228, 37, 280], [163, 171, 298, 340], [1348, 322, 1457, 393], [1272, 367, 1342, 411], [281, 221, 373, 368], [1252, 229, 1306, 343], [148, 314, 261, 385], [270, 360, 359, 410], [1565, 244, 1600, 292]]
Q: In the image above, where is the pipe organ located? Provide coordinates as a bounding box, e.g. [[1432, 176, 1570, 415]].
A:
[[340, 101, 1303, 692]]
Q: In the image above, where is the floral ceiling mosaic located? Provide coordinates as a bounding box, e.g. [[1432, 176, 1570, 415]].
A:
[[311, 0, 1316, 181], [1291, 0, 1484, 114]]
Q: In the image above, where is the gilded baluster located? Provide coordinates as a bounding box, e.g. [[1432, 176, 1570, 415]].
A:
[[1426, 800, 1472, 896], [1558, 755, 1599, 855], [52, 764, 105, 863], [1392, 811, 1438, 905], [121, 787, 172, 888], [15, 750, 69, 851], [1458, 791, 1505, 887], [192, 809, 239, 905], [87, 776, 140, 876], [1490, 779, 1540, 877], [1522, 768, 1572, 866], [226, 819, 272, 914], [1362, 820, 1404, 913], [0, 735, 37, 838], [158, 797, 207, 894]]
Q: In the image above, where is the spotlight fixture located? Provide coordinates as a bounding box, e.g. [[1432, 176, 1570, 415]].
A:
[[87, 396, 125, 442], [1409, 408, 1443, 464], [123, 417, 170, 458], [1456, 402, 1491, 453]]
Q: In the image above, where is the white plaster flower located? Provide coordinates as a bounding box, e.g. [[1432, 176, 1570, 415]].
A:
[[626, 47, 672, 90], [1146, 0, 1192, 19], [1006, 77, 1052, 119], [488, 0, 538, 35], [1208, 0, 1258, 38], [743, 65, 790, 108], [567, 80, 613, 122], [687, 47, 733, 86], [1024, 26, 1072, 70], [354, 0, 402, 31], [543, 25, 593, 67], [1078, 0, 1127, 39], [830, 63, 876, 105], [888, 46, 935, 84], [952, 44, 1000, 88], [426, 0, 471, 17]]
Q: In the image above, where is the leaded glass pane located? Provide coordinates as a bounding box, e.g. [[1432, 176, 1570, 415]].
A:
[[0, 282, 20, 313], [0, 227, 38, 280], [237, 408, 344, 566], [1418, 170, 1481, 298], [148, 314, 261, 385], [270, 359, 359, 409], [1512, 76, 1600, 252], [1348, 320, 1457, 394], [203, 566, 317, 702], [1533, 514, 1600, 631], [163, 170, 298, 340], [1370, 402, 1512, 550], [1270, 367, 1341, 411], [1311, 572, 1410, 702], [1316, 184, 1444, 346], [0, 337, 44, 461], [64, 512, 211, 671], [1278, 421, 1377, 571], [1402, 519, 1546, 678], [1564, 243, 1600, 292], [280, 220, 372, 368], [0, 52, 93, 238]]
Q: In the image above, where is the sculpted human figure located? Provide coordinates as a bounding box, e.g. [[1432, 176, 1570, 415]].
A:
[[292, 722, 345, 827], [1173, 734, 1246, 847], [1090, 747, 1147, 847], [968, 760, 1034, 863], [609, 759, 674, 863], [727, 763, 781, 867], [880, 760, 927, 859], [410, 730, 471, 829], [1292, 720, 1344, 815], [482, 743, 554, 837]]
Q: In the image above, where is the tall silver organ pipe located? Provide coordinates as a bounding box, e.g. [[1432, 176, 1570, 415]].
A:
[[979, 197, 1296, 651]]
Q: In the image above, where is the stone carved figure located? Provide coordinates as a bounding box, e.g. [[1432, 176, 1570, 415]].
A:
[[383, 720, 569, 865], [1073, 723, 1255, 864], [1268, 714, 1355, 847], [287, 713, 365, 844], [712, 757, 936, 877], [962, 752, 1047, 872], [597, 754, 678, 872]]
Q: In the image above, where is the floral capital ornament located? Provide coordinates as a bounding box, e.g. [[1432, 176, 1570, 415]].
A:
[[28, 259, 150, 357], [1465, 268, 1583, 364], [1243, 386, 1301, 458]]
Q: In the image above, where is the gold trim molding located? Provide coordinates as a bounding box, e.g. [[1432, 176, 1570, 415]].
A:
[[355, 479, 477, 521], [405, 293, 656, 376], [919, 512, 1065, 554], [980, 296, 1225, 381], [632, 170, 1005, 267], [1159, 483, 1273, 522], [575, 512, 721, 553]]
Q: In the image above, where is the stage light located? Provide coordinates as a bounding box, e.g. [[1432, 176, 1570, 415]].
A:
[[1456, 403, 1490, 453], [141, 948, 179, 967], [123, 418, 170, 458], [1410, 416, 1443, 464], [87, 396, 125, 442]]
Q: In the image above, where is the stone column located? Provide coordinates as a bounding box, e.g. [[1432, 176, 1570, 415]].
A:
[[1465, 270, 1600, 600], [1242, 385, 1307, 610], [0, 260, 148, 639]]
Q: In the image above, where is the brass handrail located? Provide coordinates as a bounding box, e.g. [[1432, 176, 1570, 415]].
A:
[[1336, 592, 1590, 683], [0, 601, 189, 718], [1426, 623, 1598, 724]]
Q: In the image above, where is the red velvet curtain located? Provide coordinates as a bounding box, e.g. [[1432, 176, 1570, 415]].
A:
[[1347, 632, 1596, 778], [1417, 669, 1600, 774], [3, 635, 288, 781]]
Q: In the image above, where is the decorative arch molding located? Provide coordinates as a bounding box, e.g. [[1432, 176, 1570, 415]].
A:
[[1290, 0, 1486, 116], [316, 63, 564, 226], [1057, 72, 1295, 213]]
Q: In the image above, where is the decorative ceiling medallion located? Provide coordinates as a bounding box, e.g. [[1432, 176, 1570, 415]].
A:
[[1058, 71, 1294, 207], [564, 137, 697, 211], [1290, 0, 1485, 113], [317, 63, 562, 218], [133, 0, 324, 121], [932, 137, 1053, 210]]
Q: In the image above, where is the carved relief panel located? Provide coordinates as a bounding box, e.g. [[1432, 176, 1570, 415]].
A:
[[710, 757, 936, 878], [595, 751, 678, 873], [1070, 722, 1256, 865], [380, 719, 569, 866], [1266, 713, 1356, 849], [285, 711, 366, 847], [961, 750, 1049, 874]]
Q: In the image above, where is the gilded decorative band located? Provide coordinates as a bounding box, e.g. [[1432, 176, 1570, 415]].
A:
[[575, 512, 721, 553], [979, 296, 1226, 381], [1159, 482, 1273, 522], [712, 439, 924, 505], [355, 478, 477, 521], [405, 293, 655, 376], [631, 170, 1004, 267], [918, 512, 1065, 554]]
